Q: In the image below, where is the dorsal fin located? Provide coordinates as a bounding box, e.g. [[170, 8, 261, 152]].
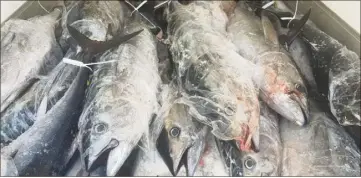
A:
[[261, 10, 280, 47], [285, 8, 312, 46]]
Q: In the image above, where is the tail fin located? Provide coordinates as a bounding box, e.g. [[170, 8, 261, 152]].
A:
[[67, 23, 143, 54]]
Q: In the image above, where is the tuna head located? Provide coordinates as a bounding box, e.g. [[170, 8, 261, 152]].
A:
[[241, 104, 282, 176], [79, 95, 150, 176], [254, 54, 309, 126], [253, 10, 309, 126], [163, 103, 208, 176]]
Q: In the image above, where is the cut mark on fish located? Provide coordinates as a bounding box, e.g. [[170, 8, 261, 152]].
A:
[[62, 58, 118, 72]]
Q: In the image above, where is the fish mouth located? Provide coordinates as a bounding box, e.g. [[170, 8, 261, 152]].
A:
[[170, 136, 206, 176], [261, 91, 309, 126], [289, 93, 309, 125], [84, 138, 136, 176]]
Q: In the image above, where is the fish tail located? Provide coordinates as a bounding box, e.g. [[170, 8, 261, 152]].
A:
[[66, 23, 143, 55]]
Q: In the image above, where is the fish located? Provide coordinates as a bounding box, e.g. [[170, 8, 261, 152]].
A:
[[0, 65, 89, 176], [280, 99, 361, 176], [227, 2, 309, 126], [239, 103, 282, 176], [0, 6, 142, 174], [166, 1, 260, 152], [271, 1, 361, 127], [190, 134, 229, 176], [1, 8, 63, 113], [161, 101, 208, 176], [215, 139, 243, 176], [132, 113, 174, 176], [77, 16, 160, 176], [262, 7, 318, 92], [0, 50, 77, 148]]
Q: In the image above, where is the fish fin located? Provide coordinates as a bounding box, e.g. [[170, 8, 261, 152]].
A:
[[285, 8, 312, 46], [67, 23, 143, 54], [261, 10, 280, 47], [37, 95, 48, 118]]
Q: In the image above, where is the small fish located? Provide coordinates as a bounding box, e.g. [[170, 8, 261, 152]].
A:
[[166, 1, 260, 152], [77, 17, 159, 176], [280, 99, 361, 176], [240, 103, 282, 176], [1, 8, 63, 113], [227, 2, 309, 126]]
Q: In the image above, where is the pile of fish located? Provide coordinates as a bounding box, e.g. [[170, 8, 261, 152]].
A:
[[1, 0, 360, 176]]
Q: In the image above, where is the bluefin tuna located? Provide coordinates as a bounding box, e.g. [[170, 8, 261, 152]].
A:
[[227, 2, 309, 126], [1, 8, 63, 113], [77, 16, 159, 176], [166, 1, 260, 152]]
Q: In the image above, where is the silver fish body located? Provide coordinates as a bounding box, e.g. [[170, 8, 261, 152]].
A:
[[59, 1, 128, 51], [166, 1, 260, 152], [192, 134, 229, 176], [77, 20, 160, 176], [1, 50, 78, 147], [1, 66, 89, 176], [273, 0, 361, 145], [241, 103, 282, 176], [215, 139, 243, 176], [227, 2, 309, 126], [1, 8, 63, 113], [280, 99, 361, 176]]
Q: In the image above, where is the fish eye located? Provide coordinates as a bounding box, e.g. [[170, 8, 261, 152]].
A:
[[295, 83, 306, 94], [169, 127, 181, 138], [244, 157, 256, 170], [94, 122, 108, 134]]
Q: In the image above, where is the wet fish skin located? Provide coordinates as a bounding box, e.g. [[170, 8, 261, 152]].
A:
[[240, 103, 282, 176], [1, 49, 78, 147], [162, 102, 208, 176], [1, 8, 63, 113], [227, 2, 308, 126], [271, 1, 360, 127], [77, 19, 160, 176], [280, 99, 361, 176], [0, 66, 89, 176], [59, 1, 129, 51], [166, 1, 260, 152], [215, 139, 243, 176], [328, 47, 360, 126], [266, 12, 318, 92], [190, 134, 229, 176]]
